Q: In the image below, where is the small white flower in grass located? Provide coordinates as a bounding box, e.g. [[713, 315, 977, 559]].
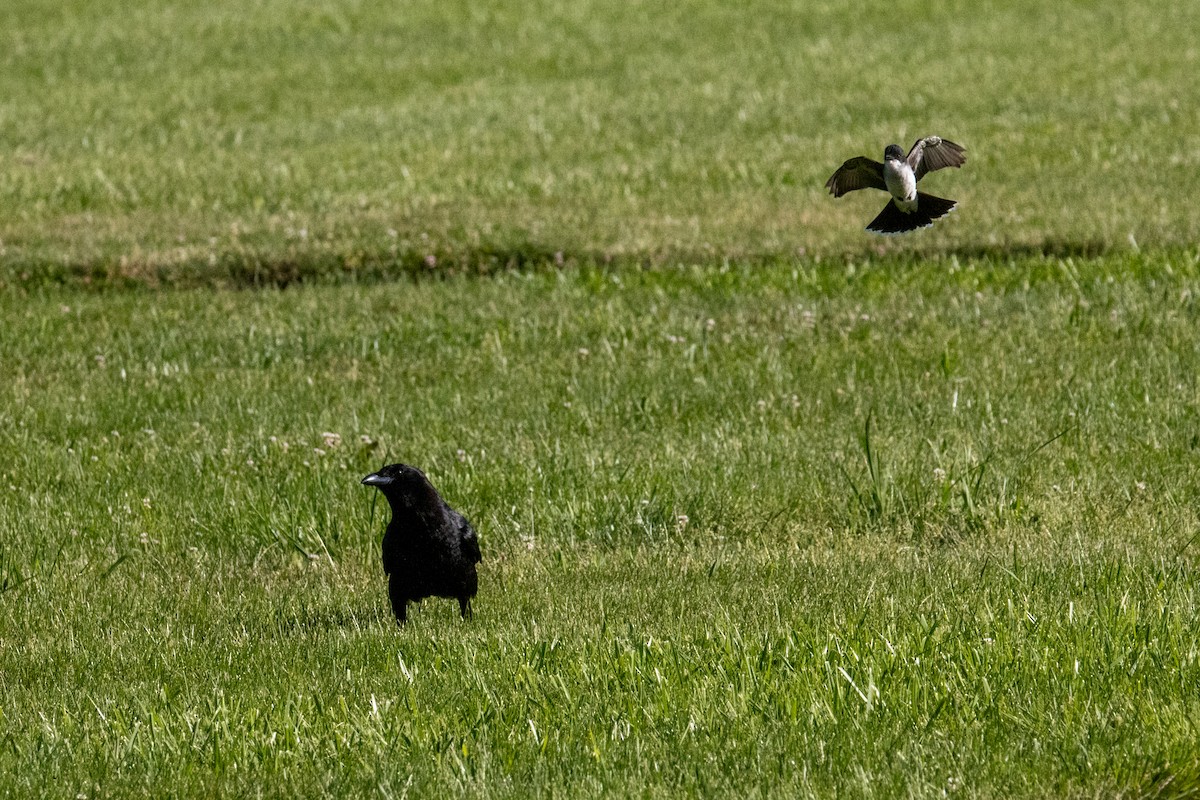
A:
[[577, 347, 590, 357], [456, 449, 467, 462], [676, 514, 689, 532], [313, 448, 326, 457], [705, 318, 716, 332], [1135, 481, 1146, 492], [933, 467, 947, 482], [360, 434, 375, 446], [321, 432, 341, 448], [142, 497, 152, 509]]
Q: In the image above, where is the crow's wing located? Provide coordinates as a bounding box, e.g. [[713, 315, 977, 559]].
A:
[[381, 528, 400, 574], [451, 509, 482, 563], [825, 157, 886, 197], [907, 137, 966, 181]]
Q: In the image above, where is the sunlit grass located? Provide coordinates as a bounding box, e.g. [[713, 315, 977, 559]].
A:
[[2, 0, 1200, 285], [2, 250, 1200, 796], [3, 0, 1200, 795]]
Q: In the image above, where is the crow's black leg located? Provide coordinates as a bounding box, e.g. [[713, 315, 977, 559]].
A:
[[458, 597, 472, 620], [388, 574, 408, 625]]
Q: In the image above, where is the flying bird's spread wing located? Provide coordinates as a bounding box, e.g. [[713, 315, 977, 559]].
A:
[[907, 137, 967, 181], [825, 157, 886, 197]]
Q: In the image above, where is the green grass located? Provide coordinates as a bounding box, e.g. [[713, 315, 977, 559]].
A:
[[2, 0, 1200, 284], [3, 251, 1200, 797], [3, 0, 1200, 796]]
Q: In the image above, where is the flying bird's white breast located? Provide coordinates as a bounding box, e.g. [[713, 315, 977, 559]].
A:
[[883, 159, 918, 212]]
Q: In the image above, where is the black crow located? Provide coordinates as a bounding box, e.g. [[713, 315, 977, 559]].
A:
[[826, 136, 967, 233], [361, 463, 482, 624]]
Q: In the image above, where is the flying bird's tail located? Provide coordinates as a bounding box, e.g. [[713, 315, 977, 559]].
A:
[[917, 192, 957, 222], [866, 192, 957, 234]]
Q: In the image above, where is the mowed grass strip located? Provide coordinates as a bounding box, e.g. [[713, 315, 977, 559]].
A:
[[1, 251, 1199, 796], [3, 0, 1200, 284]]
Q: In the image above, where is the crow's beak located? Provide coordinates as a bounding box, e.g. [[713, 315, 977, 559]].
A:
[[361, 473, 392, 487]]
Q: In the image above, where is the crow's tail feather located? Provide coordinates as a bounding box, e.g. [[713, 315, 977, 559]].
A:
[[866, 192, 957, 234]]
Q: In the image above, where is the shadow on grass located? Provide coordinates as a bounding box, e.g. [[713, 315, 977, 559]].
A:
[[3, 234, 1180, 292], [261, 600, 473, 635], [876, 236, 1113, 263], [2, 241, 580, 291], [264, 604, 389, 635]]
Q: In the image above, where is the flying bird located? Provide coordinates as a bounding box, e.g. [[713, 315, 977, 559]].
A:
[[362, 463, 482, 624], [826, 136, 967, 234]]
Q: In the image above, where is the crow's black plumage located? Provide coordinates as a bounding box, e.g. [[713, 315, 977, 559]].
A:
[[361, 463, 481, 624]]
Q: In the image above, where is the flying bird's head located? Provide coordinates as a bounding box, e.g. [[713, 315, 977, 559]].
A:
[[362, 463, 433, 505], [883, 144, 904, 162]]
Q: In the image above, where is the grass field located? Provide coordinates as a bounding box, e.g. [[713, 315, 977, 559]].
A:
[[2, 0, 1200, 283], [4, 255, 1200, 797], [3, 0, 1200, 797]]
